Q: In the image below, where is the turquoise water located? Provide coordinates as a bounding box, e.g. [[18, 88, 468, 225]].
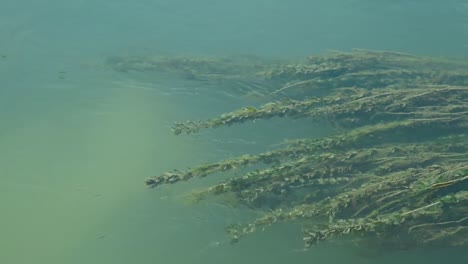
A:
[[1, 1, 468, 263]]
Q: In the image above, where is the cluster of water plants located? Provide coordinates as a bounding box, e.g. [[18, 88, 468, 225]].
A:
[[110, 50, 468, 251]]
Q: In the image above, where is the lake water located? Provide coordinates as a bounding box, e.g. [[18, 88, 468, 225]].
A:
[[1, 1, 467, 263]]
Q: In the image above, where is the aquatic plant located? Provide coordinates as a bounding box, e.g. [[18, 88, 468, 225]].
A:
[[106, 54, 284, 97], [127, 50, 468, 251]]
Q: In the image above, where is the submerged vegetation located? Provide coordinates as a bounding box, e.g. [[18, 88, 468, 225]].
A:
[[110, 50, 468, 251]]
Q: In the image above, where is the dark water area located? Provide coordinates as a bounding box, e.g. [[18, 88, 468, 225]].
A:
[[1, 1, 468, 263]]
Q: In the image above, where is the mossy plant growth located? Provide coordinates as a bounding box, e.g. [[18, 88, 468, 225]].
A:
[[125, 50, 468, 251]]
